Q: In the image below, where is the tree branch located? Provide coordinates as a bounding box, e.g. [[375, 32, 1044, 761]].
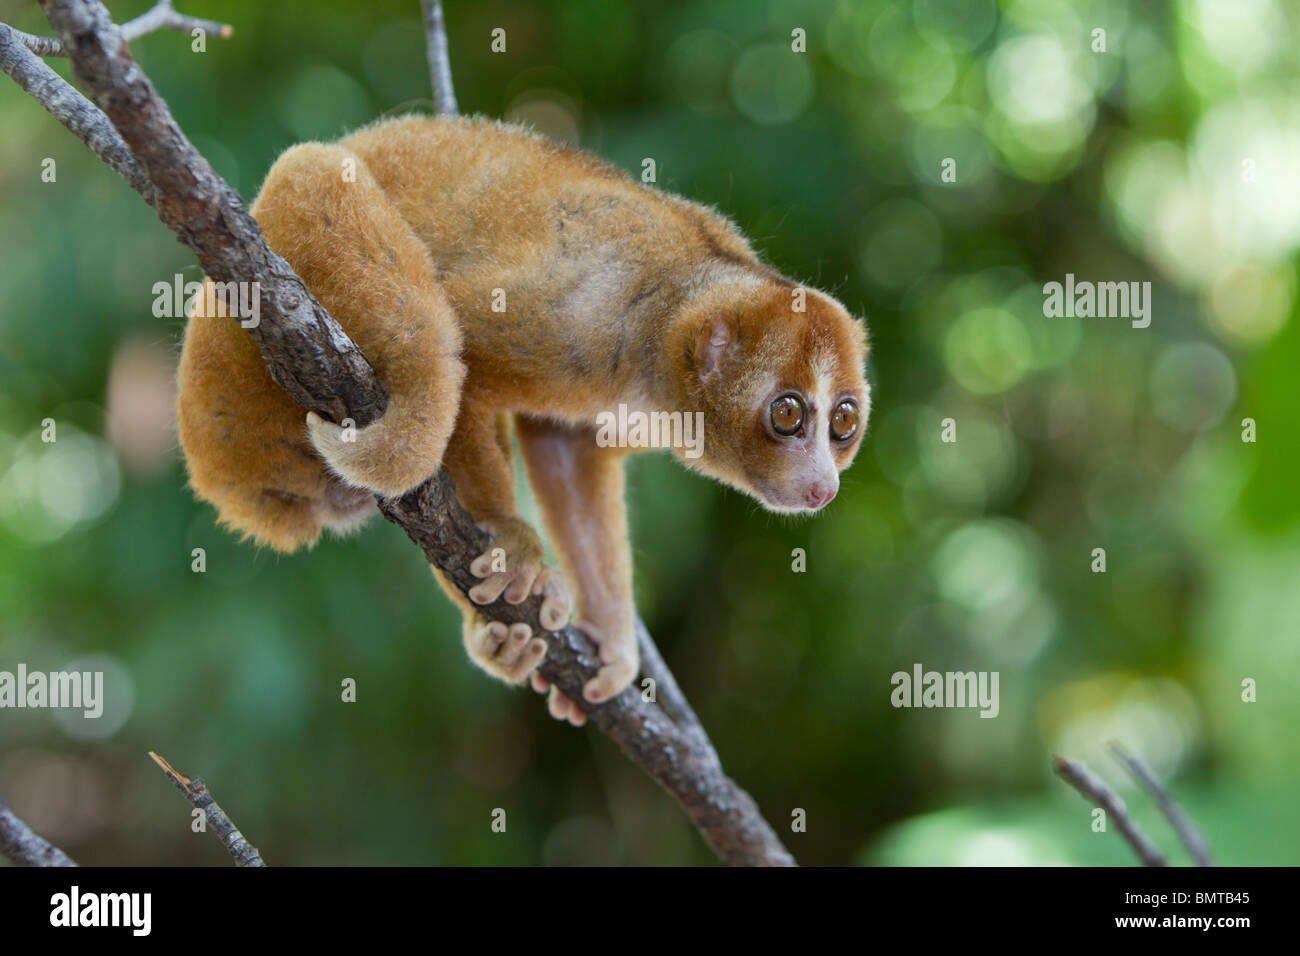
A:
[[0, 797, 78, 867], [14, 0, 794, 866], [149, 752, 266, 867], [1053, 756, 1168, 867], [1108, 742, 1214, 867], [380, 490, 793, 865], [12, 0, 231, 57]]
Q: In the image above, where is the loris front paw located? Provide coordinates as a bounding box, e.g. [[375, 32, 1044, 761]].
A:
[[464, 616, 548, 684], [468, 515, 572, 629]]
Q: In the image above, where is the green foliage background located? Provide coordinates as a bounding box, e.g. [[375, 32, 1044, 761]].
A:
[[1, 0, 1298, 865]]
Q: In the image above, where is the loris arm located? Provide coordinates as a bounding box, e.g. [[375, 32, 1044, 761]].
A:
[[514, 416, 639, 707]]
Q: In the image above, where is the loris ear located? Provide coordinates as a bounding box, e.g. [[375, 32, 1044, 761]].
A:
[[694, 312, 738, 383]]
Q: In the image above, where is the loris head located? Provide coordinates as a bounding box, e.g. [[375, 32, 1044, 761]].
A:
[[673, 273, 870, 514]]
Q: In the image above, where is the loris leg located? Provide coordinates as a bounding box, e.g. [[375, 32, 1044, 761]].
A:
[[514, 416, 639, 717], [434, 400, 574, 693], [251, 143, 466, 499]]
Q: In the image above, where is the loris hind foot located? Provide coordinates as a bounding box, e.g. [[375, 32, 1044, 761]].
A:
[[459, 513, 573, 688], [526, 617, 637, 725], [465, 515, 604, 724], [467, 514, 572, 624]]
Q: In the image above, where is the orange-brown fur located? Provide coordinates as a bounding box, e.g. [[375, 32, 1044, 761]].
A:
[[177, 114, 870, 715]]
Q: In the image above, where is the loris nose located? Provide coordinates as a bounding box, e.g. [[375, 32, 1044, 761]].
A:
[[806, 481, 837, 509]]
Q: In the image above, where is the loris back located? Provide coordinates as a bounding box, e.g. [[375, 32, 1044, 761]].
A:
[[178, 114, 870, 713], [342, 115, 767, 415]]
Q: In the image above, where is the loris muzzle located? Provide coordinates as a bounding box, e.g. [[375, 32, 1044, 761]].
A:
[[176, 114, 870, 722]]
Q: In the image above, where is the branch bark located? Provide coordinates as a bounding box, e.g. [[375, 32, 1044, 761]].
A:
[[0, 798, 78, 867], [9, 0, 794, 866]]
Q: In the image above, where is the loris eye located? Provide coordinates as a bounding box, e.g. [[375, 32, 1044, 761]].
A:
[[770, 394, 805, 437], [830, 399, 859, 443]]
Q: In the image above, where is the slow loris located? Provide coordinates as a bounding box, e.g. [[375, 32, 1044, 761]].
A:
[[177, 115, 870, 724]]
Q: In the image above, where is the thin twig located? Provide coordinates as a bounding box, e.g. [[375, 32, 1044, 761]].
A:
[[0, 798, 78, 867], [1108, 742, 1214, 867], [1054, 756, 1167, 867], [420, 0, 457, 115], [9, 0, 231, 57], [149, 752, 266, 867]]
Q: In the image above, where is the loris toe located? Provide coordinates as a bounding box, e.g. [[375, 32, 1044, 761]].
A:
[[465, 618, 548, 684]]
